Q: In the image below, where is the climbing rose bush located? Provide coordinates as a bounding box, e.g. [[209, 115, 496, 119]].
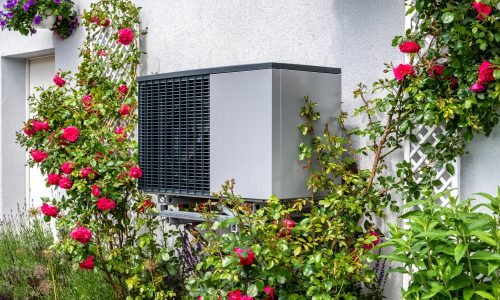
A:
[[17, 1, 183, 299]]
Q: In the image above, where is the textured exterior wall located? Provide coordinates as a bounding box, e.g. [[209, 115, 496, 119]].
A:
[[461, 128, 500, 201]]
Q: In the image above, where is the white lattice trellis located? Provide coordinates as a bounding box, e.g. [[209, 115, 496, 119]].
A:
[[404, 124, 460, 204]]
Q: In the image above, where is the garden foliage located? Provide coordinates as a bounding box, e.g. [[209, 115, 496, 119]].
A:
[[13, 0, 500, 299]]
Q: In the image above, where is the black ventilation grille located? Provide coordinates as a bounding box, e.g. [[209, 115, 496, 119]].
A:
[[138, 75, 210, 195]]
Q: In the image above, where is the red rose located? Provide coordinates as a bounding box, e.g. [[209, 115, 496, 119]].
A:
[[24, 127, 36, 137], [71, 226, 92, 244], [228, 290, 243, 300], [80, 167, 94, 179], [97, 197, 116, 211], [117, 28, 134, 46], [362, 231, 381, 250], [393, 64, 415, 81], [118, 84, 128, 94], [241, 296, 254, 300], [30, 150, 48, 162], [114, 127, 127, 141], [129, 165, 142, 178], [429, 65, 445, 77], [62, 126, 80, 142], [234, 247, 255, 266], [79, 256, 95, 270], [61, 162, 75, 174], [90, 16, 100, 24], [263, 286, 275, 300], [58, 176, 73, 189], [91, 185, 101, 197], [33, 120, 49, 131], [40, 203, 58, 217], [53, 73, 66, 87], [137, 199, 155, 213], [399, 41, 420, 53], [472, 1, 492, 20], [47, 173, 61, 185], [118, 104, 131, 116], [101, 19, 110, 27], [478, 61, 495, 84], [470, 82, 486, 92]]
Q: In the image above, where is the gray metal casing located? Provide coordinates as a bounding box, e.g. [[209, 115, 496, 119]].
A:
[[210, 68, 341, 200]]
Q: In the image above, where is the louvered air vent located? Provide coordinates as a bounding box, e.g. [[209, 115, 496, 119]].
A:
[[138, 75, 210, 195]]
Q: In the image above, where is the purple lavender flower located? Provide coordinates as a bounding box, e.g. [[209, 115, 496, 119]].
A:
[[33, 14, 41, 25], [5, 12, 13, 18], [3, 0, 18, 9], [0, 19, 7, 27], [22, 0, 35, 11], [53, 0, 61, 3]]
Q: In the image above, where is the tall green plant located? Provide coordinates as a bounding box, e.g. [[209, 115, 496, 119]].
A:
[[380, 189, 500, 300]]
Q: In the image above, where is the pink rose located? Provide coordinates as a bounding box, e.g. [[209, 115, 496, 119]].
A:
[[91, 185, 101, 197], [61, 162, 75, 174], [118, 84, 128, 94], [71, 226, 92, 244], [82, 94, 93, 107], [58, 176, 73, 189], [393, 64, 415, 81], [114, 127, 127, 141], [79, 255, 95, 270], [40, 203, 58, 217], [30, 150, 48, 162], [33, 120, 49, 131], [241, 297, 254, 300], [97, 197, 116, 211], [263, 286, 275, 300], [118, 104, 131, 116], [47, 173, 61, 185], [478, 61, 495, 84], [429, 65, 445, 77], [117, 28, 134, 46], [53, 73, 66, 87], [62, 126, 80, 142], [472, 1, 492, 20], [234, 247, 255, 266], [399, 41, 420, 53], [129, 165, 142, 178], [470, 83, 486, 92], [362, 231, 381, 250]]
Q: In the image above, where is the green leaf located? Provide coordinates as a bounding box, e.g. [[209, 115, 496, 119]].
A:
[[471, 231, 497, 246], [441, 12, 454, 24], [422, 285, 444, 299], [380, 254, 412, 263], [463, 288, 474, 300], [474, 291, 496, 300], [471, 251, 500, 262], [415, 230, 457, 239], [494, 69, 500, 80], [454, 244, 468, 264], [247, 284, 258, 298]]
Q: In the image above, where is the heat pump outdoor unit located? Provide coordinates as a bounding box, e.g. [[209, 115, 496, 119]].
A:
[[138, 63, 341, 201]]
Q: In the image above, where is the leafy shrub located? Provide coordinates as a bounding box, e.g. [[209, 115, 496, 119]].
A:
[[381, 189, 500, 300], [186, 98, 386, 300]]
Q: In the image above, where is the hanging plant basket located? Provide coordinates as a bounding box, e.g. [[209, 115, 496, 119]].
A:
[[0, 0, 78, 39], [34, 15, 55, 29]]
